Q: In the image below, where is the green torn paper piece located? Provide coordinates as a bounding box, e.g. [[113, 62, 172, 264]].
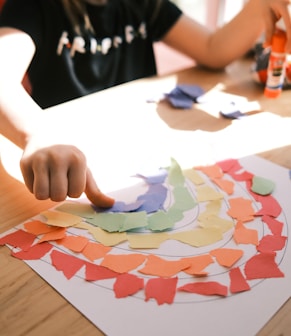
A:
[[119, 212, 148, 232], [167, 157, 185, 186], [147, 211, 175, 231], [86, 213, 126, 232], [172, 186, 197, 211], [251, 175, 275, 195], [86, 212, 148, 233], [166, 207, 184, 222]]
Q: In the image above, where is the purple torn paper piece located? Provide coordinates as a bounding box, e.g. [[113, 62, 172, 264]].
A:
[[219, 102, 246, 119], [137, 184, 167, 213], [176, 84, 204, 100], [166, 84, 204, 109]]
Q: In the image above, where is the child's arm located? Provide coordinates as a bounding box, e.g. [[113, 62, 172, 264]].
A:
[[0, 27, 114, 207], [162, 0, 291, 69]]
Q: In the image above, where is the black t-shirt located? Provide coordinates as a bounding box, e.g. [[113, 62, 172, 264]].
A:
[[0, 0, 182, 108]]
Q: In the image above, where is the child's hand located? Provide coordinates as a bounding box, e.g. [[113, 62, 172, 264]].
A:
[[20, 143, 115, 207], [261, 0, 291, 51]]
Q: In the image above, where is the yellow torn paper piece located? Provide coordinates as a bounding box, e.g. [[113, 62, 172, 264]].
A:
[[56, 202, 96, 218], [196, 185, 224, 202], [170, 227, 223, 247], [127, 232, 169, 249], [41, 210, 82, 227], [183, 168, 204, 185], [198, 214, 234, 233], [87, 226, 127, 246]]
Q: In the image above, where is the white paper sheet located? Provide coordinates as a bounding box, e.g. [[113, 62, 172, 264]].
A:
[[1, 155, 291, 336]]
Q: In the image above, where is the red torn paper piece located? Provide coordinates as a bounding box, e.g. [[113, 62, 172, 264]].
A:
[[262, 215, 283, 236], [0, 229, 36, 251], [113, 273, 144, 298], [210, 248, 243, 267], [229, 267, 250, 293], [145, 277, 178, 305], [178, 281, 228, 297], [139, 254, 190, 277], [255, 195, 282, 217], [216, 158, 241, 174], [227, 197, 255, 222], [244, 252, 284, 280], [50, 249, 85, 279], [24, 220, 58, 235], [11, 242, 53, 260], [85, 262, 120, 281], [82, 241, 112, 261], [101, 253, 147, 273], [58, 235, 89, 253], [257, 235, 287, 253], [229, 171, 254, 182]]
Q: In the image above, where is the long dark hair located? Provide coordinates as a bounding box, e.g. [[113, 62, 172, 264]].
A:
[[61, 0, 104, 35], [61, 0, 163, 36]]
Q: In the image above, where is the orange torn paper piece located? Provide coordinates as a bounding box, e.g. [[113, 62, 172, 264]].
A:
[[41, 210, 83, 227], [196, 185, 224, 202], [170, 227, 223, 247], [182, 254, 214, 276], [244, 252, 284, 280], [58, 235, 89, 253], [11, 242, 53, 260], [210, 248, 243, 267], [178, 281, 228, 297], [101, 253, 147, 273], [85, 262, 120, 281], [50, 249, 85, 279], [38, 227, 67, 243], [127, 232, 168, 249], [233, 223, 258, 245], [227, 197, 255, 222], [229, 267, 250, 293], [211, 178, 234, 195], [195, 164, 223, 179], [0, 229, 36, 251], [113, 273, 144, 298], [139, 254, 190, 277], [82, 241, 112, 261], [257, 235, 287, 253], [24, 220, 59, 235], [145, 277, 178, 305]]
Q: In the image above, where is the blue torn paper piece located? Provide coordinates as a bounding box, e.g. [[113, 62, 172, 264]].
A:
[[106, 200, 145, 212], [134, 168, 168, 184], [165, 84, 204, 109]]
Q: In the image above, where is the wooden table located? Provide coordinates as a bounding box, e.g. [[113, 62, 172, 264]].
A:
[[1, 57, 291, 336]]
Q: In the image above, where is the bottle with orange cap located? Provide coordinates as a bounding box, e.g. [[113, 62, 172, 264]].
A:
[[264, 29, 287, 98]]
